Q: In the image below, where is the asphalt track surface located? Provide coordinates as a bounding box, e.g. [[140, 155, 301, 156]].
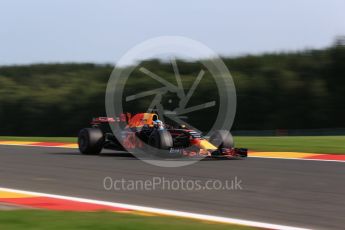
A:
[[0, 145, 344, 229]]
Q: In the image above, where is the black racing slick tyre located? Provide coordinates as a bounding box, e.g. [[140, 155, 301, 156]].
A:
[[78, 128, 104, 155], [148, 130, 173, 150], [209, 130, 234, 149]]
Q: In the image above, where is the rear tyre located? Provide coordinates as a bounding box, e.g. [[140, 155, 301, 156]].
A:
[[149, 130, 173, 150], [209, 130, 234, 149], [78, 128, 104, 155]]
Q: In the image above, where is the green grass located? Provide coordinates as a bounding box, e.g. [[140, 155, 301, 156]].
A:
[[1, 135, 345, 154], [235, 136, 345, 154], [0, 210, 253, 230]]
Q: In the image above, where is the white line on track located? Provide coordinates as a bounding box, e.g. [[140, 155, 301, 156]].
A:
[[0, 187, 310, 230]]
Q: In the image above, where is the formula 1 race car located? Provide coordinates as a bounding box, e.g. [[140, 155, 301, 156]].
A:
[[78, 113, 247, 159]]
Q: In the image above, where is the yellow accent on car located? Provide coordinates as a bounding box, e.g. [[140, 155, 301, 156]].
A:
[[199, 140, 218, 150]]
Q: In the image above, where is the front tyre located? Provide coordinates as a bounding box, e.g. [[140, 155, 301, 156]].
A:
[[78, 128, 104, 155], [148, 130, 173, 150]]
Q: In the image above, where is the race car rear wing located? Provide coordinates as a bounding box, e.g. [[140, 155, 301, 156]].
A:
[[91, 117, 116, 125], [91, 113, 131, 125]]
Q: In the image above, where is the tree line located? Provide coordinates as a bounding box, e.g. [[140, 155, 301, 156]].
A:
[[0, 42, 344, 136]]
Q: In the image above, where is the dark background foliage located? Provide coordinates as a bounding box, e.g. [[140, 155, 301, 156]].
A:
[[0, 43, 344, 136]]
